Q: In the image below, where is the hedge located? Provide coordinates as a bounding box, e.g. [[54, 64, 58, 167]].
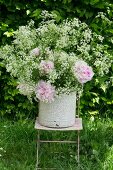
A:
[[0, 0, 113, 119]]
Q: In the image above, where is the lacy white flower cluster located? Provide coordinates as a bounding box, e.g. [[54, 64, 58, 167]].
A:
[[0, 11, 112, 102]]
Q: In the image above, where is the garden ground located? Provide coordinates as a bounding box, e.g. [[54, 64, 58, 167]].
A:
[[0, 118, 113, 170]]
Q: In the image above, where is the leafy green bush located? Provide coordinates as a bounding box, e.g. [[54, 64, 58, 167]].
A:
[[0, 0, 113, 118]]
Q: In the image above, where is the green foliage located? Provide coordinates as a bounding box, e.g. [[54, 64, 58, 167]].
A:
[[80, 76, 113, 117], [0, 62, 38, 119], [0, 118, 113, 169], [0, 0, 113, 118]]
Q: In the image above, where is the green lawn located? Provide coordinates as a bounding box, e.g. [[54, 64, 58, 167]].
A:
[[0, 118, 113, 170]]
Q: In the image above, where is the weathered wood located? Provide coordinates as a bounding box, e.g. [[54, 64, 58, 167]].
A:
[[38, 140, 77, 143], [35, 117, 83, 131]]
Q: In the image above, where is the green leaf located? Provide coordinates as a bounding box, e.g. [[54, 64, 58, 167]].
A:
[[0, 23, 8, 31], [26, 10, 31, 15], [90, 0, 99, 5], [88, 110, 98, 115], [106, 29, 113, 34], [4, 31, 14, 37], [85, 12, 93, 19], [51, 10, 62, 22], [93, 97, 99, 104], [90, 92, 98, 96], [100, 84, 107, 92], [101, 97, 107, 101], [31, 9, 42, 18], [107, 100, 113, 104]]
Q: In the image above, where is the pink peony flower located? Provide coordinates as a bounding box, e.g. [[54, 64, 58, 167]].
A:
[[39, 60, 54, 74], [74, 60, 94, 84], [35, 80, 55, 102], [30, 48, 40, 56]]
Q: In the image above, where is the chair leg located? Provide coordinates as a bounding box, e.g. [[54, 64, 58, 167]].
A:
[[77, 130, 80, 168], [36, 130, 40, 170]]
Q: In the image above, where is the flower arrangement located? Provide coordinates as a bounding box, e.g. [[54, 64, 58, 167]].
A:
[[0, 11, 112, 102]]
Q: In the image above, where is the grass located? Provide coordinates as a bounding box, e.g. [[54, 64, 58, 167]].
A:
[[0, 118, 113, 170]]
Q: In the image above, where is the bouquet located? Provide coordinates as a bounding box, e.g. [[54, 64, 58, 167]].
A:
[[0, 11, 112, 102]]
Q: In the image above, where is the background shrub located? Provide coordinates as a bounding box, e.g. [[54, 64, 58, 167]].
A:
[[0, 0, 113, 118]]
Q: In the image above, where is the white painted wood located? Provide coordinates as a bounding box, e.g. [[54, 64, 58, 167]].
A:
[[35, 117, 83, 131]]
